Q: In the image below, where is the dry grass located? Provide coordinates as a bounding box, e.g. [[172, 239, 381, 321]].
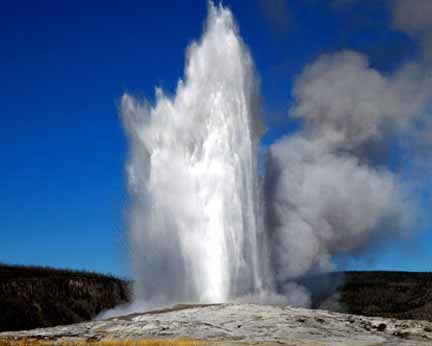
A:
[[92, 340, 209, 346], [0, 339, 354, 346], [0, 340, 323, 346], [0, 338, 211, 346]]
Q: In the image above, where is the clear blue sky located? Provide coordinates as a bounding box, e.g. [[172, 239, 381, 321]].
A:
[[1, 0, 431, 277]]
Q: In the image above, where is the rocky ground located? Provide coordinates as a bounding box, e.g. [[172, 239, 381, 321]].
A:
[[2, 304, 432, 346]]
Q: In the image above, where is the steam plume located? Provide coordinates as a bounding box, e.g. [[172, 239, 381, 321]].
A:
[[121, 2, 270, 308], [392, 0, 432, 62], [106, 1, 432, 316], [266, 1, 432, 296]]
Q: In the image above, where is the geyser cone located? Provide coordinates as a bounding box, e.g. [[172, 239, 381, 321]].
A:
[[121, 2, 269, 306]]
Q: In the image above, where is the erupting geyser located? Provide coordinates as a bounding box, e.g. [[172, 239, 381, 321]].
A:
[[117, 1, 427, 312], [121, 3, 270, 306]]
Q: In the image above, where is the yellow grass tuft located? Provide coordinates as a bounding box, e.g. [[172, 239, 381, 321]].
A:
[[0, 338, 211, 346]]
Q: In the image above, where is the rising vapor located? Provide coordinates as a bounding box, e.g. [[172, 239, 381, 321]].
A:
[[120, 2, 271, 309], [266, 0, 432, 300], [103, 1, 431, 316]]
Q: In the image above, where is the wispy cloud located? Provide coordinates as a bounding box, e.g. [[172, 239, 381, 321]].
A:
[[392, 0, 432, 62], [258, 0, 293, 33]]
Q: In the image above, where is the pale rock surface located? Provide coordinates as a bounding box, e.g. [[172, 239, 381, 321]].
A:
[[2, 304, 432, 345]]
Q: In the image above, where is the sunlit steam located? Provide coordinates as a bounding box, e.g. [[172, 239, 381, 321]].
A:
[[121, 2, 270, 308], [101, 1, 431, 317]]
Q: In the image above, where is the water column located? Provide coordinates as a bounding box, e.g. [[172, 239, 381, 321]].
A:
[[121, 2, 268, 306]]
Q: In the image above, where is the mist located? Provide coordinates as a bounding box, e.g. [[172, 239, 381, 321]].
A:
[[119, 2, 271, 310], [266, 0, 432, 300], [103, 1, 431, 317]]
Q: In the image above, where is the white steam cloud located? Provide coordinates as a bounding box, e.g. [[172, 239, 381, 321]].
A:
[[266, 1, 432, 293], [119, 2, 271, 311], [392, 0, 432, 62], [102, 1, 431, 317]]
